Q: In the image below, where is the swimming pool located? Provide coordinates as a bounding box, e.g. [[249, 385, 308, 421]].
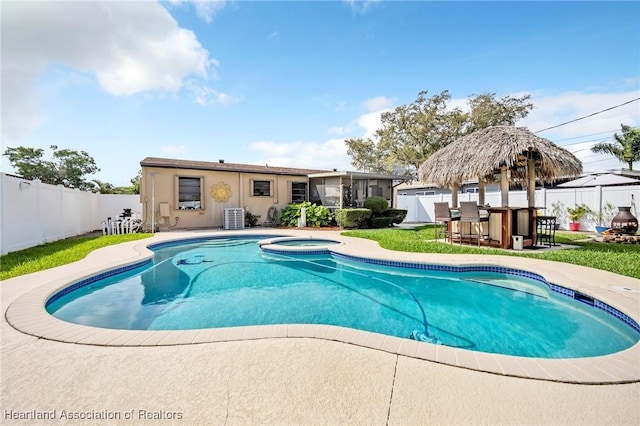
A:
[[46, 236, 639, 359]]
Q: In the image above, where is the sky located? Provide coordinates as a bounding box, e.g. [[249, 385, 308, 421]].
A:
[[2, 0, 640, 187]]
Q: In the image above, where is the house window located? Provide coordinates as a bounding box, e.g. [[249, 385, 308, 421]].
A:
[[291, 182, 307, 203], [253, 180, 271, 197], [178, 177, 202, 210]]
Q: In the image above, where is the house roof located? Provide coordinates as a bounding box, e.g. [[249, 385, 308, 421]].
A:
[[140, 157, 330, 176], [557, 173, 640, 188], [308, 170, 408, 180]]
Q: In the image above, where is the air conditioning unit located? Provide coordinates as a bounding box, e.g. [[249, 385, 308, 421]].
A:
[[223, 208, 245, 230]]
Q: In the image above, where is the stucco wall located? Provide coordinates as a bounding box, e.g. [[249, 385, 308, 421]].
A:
[[140, 167, 309, 229]]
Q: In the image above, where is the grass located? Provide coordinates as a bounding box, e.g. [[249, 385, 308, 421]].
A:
[[1, 233, 152, 280], [342, 225, 640, 280]]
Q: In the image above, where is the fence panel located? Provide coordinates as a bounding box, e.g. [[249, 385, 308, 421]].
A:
[[397, 184, 640, 232], [1, 173, 143, 255]]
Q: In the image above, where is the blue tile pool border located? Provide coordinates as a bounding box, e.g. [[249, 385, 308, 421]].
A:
[[45, 258, 152, 307], [148, 234, 285, 251], [261, 247, 332, 256]]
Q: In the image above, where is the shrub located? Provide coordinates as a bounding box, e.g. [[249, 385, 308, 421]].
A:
[[382, 208, 407, 225], [244, 211, 261, 227], [369, 217, 393, 228], [279, 202, 333, 227], [335, 208, 372, 228], [363, 196, 389, 216]]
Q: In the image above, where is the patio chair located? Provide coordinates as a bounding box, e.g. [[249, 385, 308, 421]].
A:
[[459, 201, 490, 246], [434, 202, 459, 243], [263, 206, 279, 227]]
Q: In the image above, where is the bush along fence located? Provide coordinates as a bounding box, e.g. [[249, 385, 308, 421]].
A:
[[336, 196, 407, 229]]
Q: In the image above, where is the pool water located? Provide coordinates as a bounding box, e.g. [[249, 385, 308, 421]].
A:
[[47, 237, 639, 358]]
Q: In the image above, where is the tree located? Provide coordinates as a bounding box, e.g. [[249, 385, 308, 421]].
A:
[[3, 145, 100, 190], [465, 92, 533, 133], [129, 170, 141, 194], [344, 90, 534, 178], [591, 124, 640, 171], [377, 90, 466, 176], [345, 137, 392, 174]]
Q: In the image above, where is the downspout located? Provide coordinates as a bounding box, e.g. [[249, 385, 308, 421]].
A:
[[150, 172, 156, 233], [391, 180, 406, 208]]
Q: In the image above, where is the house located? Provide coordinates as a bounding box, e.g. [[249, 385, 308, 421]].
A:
[[139, 157, 403, 230]]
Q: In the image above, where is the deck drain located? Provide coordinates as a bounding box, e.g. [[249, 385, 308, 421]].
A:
[[611, 286, 640, 294]]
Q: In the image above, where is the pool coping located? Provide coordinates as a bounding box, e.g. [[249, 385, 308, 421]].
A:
[[4, 229, 640, 384]]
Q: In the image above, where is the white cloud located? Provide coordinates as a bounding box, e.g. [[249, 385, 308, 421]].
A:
[[356, 111, 386, 138], [343, 0, 380, 14], [327, 96, 394, 139], [161, 145, 187, 157], [188, 83, 243, 106], [169, 0, 227, 23], [361, 96, 394, 112], [1, 1, 216, 142], [327, 126, 346, 136], [250, 139, 352, 171]]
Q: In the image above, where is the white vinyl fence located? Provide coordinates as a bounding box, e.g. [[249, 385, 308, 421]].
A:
[[397, 185, 640, 231], [1, 173, 142, 255]]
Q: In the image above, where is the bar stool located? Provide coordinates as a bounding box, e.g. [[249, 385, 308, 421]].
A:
[[459, 201, 490, 246], [434, 202, 460, 243]]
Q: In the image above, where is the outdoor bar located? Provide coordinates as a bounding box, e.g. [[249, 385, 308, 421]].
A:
[[419, 126, 582, 249]]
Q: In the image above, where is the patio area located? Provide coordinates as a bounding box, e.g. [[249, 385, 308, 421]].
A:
[[2, 229, 639, 424]]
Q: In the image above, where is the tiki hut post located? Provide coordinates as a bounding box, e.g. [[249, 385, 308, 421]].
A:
[[451, 183, 459, 208], [527, 159, 536, 208], [500, 165, 509, 207], [478, 179, 486, 206]]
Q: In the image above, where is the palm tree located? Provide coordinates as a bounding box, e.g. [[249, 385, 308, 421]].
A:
[[591, 124, 640, 170], [91, 179, 115, 194]]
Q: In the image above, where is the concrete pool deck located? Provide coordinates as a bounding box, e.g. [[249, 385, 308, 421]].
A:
[[2, 229, 639, 424]]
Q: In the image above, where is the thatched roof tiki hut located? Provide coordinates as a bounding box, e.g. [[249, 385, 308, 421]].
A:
[[418, 126, 582, 249], [418, 126, 583, 208]]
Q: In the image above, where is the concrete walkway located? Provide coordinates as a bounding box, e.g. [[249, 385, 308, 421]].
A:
[[2, 229, 639, 425]]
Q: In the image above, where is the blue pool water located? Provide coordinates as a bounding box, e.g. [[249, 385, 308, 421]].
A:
[[47, 237, 639, 358]]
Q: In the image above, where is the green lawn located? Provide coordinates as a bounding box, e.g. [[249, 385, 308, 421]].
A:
[[1, 233, 152, 280], [342, 226, 640, 280]]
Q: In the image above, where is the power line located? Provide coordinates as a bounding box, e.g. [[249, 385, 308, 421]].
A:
[[534, 97, 640, 133], [558, 136, 611, 148], [551, 129, 620, 142]]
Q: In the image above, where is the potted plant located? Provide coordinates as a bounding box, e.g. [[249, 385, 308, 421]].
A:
[[590, 202, 616, 234], [567, 204, 591, 231]]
